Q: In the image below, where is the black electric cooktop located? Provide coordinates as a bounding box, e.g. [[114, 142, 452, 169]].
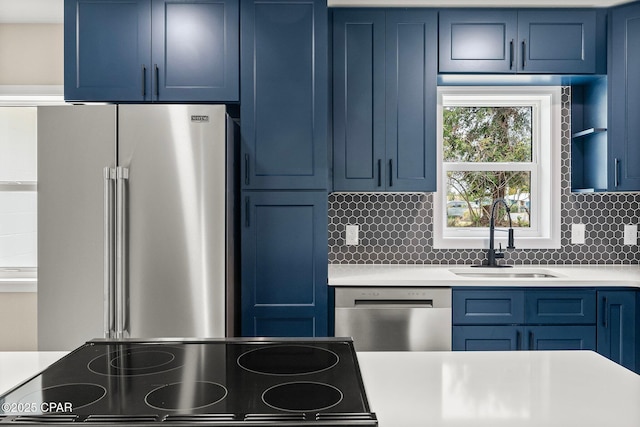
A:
[[0, 338, 376, 426]]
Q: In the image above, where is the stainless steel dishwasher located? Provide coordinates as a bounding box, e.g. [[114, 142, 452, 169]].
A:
[[334, 287, 452, 351]]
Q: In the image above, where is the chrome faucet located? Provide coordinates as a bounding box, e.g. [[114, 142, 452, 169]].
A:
[[474, 199, 515, 268]]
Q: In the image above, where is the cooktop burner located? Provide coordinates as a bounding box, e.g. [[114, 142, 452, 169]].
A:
[[0, 339, 376, 426], [19, 383, 107, 410], [88, 346, 185, 376], [145, 382, 228, 411], [237, 344, 339, 375], [262, 382, 343, 412]]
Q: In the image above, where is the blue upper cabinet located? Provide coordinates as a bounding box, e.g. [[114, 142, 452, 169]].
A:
[[439, 10, 517, 73], [385, 11, 437, 192], [609, 1, 640, 191], [240, 0, 328, 190], [517, 10, 597, 74], [332, 10, 385, 192], [64, 0, 239, 102], [439, 9, 603, 74], [152, 0, 239, 102], [333, 9, 437, 192], [65, 0, 152, 101]]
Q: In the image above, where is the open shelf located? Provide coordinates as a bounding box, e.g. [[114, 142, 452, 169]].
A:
[[571, 77, 608, 192], [572, 128, 607, 139]]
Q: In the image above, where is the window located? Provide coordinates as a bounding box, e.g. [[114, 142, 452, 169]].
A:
[[0, 106, 38, 268], [434, 86, 561, 249], [0, 89, 64, 270]]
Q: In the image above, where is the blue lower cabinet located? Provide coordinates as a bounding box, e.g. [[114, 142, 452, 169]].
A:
[[452, 289, 525, 325], [525, 290, 596, 325], [453, 325, 596, 351], [597, 291, 637, 372], [241, 191, 328, 337], [453, 287, 637, 372], [527, 326, 596, 351], [453, 326, 520, 351]]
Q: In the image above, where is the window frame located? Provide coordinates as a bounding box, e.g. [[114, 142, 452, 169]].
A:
[[433, 86, 561, 250], [0, 86, 64, 270]]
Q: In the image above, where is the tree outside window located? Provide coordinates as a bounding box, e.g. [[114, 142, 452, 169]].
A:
[[443, 106, 533, 229]]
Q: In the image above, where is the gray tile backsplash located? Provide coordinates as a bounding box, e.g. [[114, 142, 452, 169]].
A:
[[328, 87, 640, 265]]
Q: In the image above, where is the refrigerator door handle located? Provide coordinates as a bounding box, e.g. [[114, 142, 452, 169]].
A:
[[103, 167, 116, 338], [116, 167, 130, 338]]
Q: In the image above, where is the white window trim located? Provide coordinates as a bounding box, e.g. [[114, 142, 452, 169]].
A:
[[433, 86, 561, 250]]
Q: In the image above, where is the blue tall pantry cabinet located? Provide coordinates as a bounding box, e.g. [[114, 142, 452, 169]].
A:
[[240, 0, 329, 337], [241, 192, 328, 337], [64, 0, 239, 102], [609, 1, 640, 190]]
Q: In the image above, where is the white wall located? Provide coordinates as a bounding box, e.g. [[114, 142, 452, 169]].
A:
[[0, 24, 63, 85], [0, 24, 63, 350]]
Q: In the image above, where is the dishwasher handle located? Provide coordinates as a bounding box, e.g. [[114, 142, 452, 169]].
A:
[[354, 299, 434, 308]]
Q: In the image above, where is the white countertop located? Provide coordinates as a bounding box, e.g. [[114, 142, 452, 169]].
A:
[[1, 350, 638, 426], [357, 350, 640, 427], [358, 351, 640, 427], [329, 264, 640, 287], [0, 352, 67, 395]]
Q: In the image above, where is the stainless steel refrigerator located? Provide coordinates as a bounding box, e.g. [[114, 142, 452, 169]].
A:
[[37, 104, 238, 351]]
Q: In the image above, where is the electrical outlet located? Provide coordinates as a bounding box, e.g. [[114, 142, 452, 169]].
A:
[[345, 225, 359, 246], [624, 225, 638, 245], [571, 224, 586, 245]]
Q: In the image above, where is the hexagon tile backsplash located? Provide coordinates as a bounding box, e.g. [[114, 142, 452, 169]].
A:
[[328, 87, 640, 265]]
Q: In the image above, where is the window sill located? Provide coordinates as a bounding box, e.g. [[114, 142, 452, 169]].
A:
[[433, 236, 561, 250]]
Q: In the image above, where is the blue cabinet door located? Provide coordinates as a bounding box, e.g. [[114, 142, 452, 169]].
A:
[[597, 291, 637, 372], [453, 326, 520, 351], [527, 326, 596, 351], [517, 10, 597, 74], [439, 9, 517, 73], [332, 9, 386, 191], [241, 0, 328, 190], [385, 10, 437, 192], [609, 2, 640, 191], [151, 0, 239, 102], [454, 325, 596, 351], [439, 9, 601, 75], [525, 290, 596, 325], [332, 9, 437, 192], [64, 0, 152, 101], [65, 0, 238, 102], [241, 191, 328, 337], [452, 289, 525, 325]]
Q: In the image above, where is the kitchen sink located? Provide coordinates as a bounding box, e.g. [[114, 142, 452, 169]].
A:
[[449, 268, 560, 279]]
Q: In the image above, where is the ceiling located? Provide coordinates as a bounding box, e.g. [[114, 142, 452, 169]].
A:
[[0, 0, 633, 23]]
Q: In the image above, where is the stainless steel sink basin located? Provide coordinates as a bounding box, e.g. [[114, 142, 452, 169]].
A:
[[449, 268, 560, 279]]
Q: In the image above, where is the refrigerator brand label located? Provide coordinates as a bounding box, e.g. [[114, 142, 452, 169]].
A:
[[191, 115, 210, 123]]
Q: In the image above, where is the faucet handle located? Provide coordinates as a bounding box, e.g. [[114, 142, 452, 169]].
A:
[[507, 229, 516, 249], [495, 243, 505, 259]]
